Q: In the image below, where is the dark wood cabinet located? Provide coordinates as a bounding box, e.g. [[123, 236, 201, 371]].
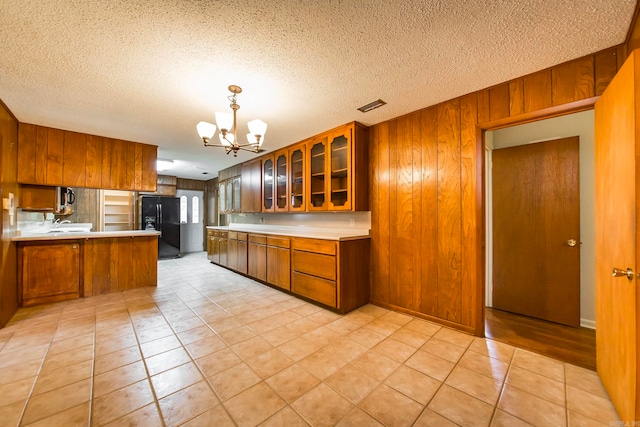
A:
[[289, 143, 306, 212], [17, 123, 157, 191], [226, 231, 248, 274], [241, 159, 262, 213], [262, 155, 275, 212], [306, 122, 369, 212], [19, 241, 81, 306], [219, 232, 228, 267], [266, 236, 290, 290], [83, 235, 157, 296], [291, 237, 370, 313], [248, 234, 267, 281], [274, 150, 288, 212], [63, 131, 87, 187], [19, 185, 57, 211], [207, 229, 219, 263], [308, 137, 328, 211]]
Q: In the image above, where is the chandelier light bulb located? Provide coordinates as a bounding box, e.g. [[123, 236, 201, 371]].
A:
[[196, 85, 267, 156]]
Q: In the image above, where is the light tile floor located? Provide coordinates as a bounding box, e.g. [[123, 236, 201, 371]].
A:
[[0, 252, 620, 426]]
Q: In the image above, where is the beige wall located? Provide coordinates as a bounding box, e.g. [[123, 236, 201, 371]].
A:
[[487, 110, 596, 327]]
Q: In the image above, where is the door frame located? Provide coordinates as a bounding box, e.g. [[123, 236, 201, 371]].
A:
[[484, 116, 595, 328], [477, 97, 600, 337]]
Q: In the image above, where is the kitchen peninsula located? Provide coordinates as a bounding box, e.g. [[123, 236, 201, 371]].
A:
[[12, 230, 159, 306], [206, 224, 370, 313]]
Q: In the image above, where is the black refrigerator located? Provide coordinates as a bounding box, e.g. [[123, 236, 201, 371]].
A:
[[141, 196, 181, 259]]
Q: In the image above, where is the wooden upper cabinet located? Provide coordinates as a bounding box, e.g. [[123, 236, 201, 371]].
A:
[[306, 122, 368, 212], [85, 135, 103, 188], [262, 154, 275, 212], [289, 142, 306, 212], [274, 149, 288, 212], [17, 123, 157, 191], [328, 128, 352, 210], [307, 136, 328, 211], [63, 131, 87, 187], [140, 143, 157, 192], [145, 145, 158, 191], [241, 159, 261, 213]]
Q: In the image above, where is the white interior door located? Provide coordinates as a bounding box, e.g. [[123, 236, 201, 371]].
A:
[[176, 190, 204, 253]]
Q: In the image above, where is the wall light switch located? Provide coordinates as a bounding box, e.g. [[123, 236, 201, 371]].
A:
[[349, 218, 355, 227]]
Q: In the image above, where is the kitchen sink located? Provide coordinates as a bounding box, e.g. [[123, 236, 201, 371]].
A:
[[48, 223, 93, 233]]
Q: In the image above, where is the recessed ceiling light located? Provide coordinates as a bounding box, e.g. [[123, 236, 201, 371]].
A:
[[156, 159, 175, 171], [357, 99, 386, 113]]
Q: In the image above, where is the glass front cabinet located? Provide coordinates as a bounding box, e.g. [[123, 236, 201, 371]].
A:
[[262, 155, 275, 212], [289, 143, 306, 212], [306, 122, 366, 211], [274, 149, 288, 212], [308, 137, 328, 211]]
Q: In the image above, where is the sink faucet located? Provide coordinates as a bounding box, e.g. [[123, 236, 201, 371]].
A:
[[51, 219, 71, 229]]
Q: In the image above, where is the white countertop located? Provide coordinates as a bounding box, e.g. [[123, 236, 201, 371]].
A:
[[12, 230, 161, 242], [206, 224, 370, 241]]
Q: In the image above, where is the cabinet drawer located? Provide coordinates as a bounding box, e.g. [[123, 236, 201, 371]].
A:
[[267, 236, 290, 249], [249, 234, 267, 245], [237, 232, 248, 241], [292, 238, 336, 255], [218, 231, 227, 238], [292, 272, 336, 308], [228, 231, 237, 240], [207, 229, 215, 237], [292, 250, 336, 281]]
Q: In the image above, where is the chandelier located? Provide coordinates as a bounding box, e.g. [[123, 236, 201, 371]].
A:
[[196, 85, 267, 157]]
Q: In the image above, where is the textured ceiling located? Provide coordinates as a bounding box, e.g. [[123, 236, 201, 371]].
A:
[[0, 0, 636, 180]]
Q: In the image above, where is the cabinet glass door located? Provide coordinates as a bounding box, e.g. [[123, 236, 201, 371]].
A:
[[233, 176, 241, 212], [309, 140, 327, 209], [275, 153, 288, 211], [330, 134, 350, 209], [263, 157, 274, 211], [290, 146, 305, 211], [219, 182, 226, 213], [225, 180, 233, 213]]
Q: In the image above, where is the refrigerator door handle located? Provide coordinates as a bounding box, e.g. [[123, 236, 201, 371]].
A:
[[158, 203, 163, 233]]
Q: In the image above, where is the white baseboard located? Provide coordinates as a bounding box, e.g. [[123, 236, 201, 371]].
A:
[[580, 319, 596, 329]]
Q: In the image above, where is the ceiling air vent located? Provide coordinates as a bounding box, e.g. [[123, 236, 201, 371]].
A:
[[357, 99, 386, 113]]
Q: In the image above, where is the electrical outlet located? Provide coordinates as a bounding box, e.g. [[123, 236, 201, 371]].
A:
[[349, 218, 355, 227]]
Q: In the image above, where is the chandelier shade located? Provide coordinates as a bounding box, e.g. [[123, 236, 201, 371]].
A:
[[196, 85, 267, 156]]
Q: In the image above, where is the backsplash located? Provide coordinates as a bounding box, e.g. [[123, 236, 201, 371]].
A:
[[226, 211, 371, 230]]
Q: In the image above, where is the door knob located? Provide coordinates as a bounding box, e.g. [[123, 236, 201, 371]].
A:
[[612, 267, 634, 281], [567, 239, 577, 247]]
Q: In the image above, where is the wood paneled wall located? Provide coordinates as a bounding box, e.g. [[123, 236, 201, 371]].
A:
[[0, 100, 19, 327], [370, 46, 623, 334], [626, 1, 640, 56]]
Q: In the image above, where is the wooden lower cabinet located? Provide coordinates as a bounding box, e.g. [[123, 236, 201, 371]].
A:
[[248, 234, 267, 281], [218, 233, 228, 267], [292, 237, 370, 313], [18, 235, 158, 306], [19, 241, 81, 306], [213, 230, 248, 274], [83, 236, 157, 296], [234, 233, 248, 274], [266, 236, 290, 290], [207, 229, 219, 264], [206, 228, 370, 313]]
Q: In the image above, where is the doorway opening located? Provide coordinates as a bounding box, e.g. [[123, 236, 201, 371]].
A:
[[484, 110, 596, 368]]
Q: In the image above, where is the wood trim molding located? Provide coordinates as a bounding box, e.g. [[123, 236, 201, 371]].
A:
[[370, 300, 477, 335], [479, 96, 599, 131]]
